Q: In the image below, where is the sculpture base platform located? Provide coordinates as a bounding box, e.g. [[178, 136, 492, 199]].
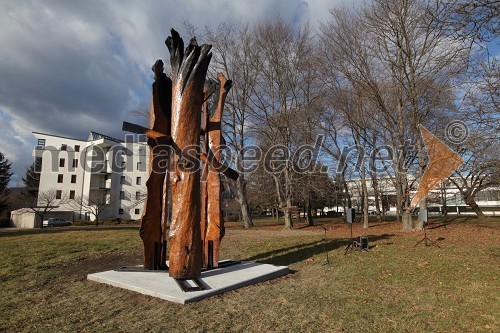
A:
[[87, 260, 289, 304]]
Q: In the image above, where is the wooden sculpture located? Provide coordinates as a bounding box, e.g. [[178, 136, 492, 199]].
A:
[[166, 30, 212, 279], [201, 73, 232, 269], [139, 59, 171, 270], [122, 29, 236, 282]]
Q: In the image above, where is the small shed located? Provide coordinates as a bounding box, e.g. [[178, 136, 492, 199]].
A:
[[10, 209, 38, 228]]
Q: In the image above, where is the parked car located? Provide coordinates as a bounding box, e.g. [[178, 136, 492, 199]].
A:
[[43, 218, 72, 227]]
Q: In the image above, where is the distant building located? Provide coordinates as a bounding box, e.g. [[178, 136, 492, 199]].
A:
[[32, 131, 149, 221], [343, 177, 500, 216]]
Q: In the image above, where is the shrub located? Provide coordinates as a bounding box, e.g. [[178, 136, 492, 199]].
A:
[[0, 218, 11, 227]]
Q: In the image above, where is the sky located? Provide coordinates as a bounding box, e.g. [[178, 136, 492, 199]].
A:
[[0, 0, 360, 185]]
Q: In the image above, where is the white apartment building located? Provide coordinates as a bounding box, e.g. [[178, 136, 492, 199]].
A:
[[342, 176, 500, 216], [33, 131, 149, 221]]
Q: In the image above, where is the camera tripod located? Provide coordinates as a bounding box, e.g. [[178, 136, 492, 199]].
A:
[[413, 221, 440, 248], [344, 221, 354, 255]]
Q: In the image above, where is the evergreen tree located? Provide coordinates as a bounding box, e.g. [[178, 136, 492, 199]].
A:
[[22, 158, 41, 198], [0, 152, 13, 213]]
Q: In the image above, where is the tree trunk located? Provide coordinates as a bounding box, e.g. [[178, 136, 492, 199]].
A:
[[284, 197, 293, 229], [402, 210, 413, 231], [396, 184, 402, 223], [360, 161, 369, 229], [167, 30, 211, 279], [440, 183, 448, 216], [415, 138, 427, 231], [236, 174, 253, 228], [306, 196, 313, 226], [371, 172, 382, 222], [465, 194, 485, 218]]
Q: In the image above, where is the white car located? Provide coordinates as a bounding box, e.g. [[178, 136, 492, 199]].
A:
[[43, 218, 72, 227]]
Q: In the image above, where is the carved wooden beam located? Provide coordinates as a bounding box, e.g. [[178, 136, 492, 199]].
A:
[[140, 59, 171, 270], [166, 29, 212, 279], [204, 73, 232, 268], [122, 121, 238, 180]]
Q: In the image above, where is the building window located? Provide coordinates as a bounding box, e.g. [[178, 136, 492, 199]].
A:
[[120, 191, 125, 200], [118, 208, 124, 215], [71, 175, 77, 183], [37, 139, 46, 149], [136, 191, 141, 200], [57, 174, 63, 183], [136, 177, 141, 185], [61, 144, 67, 151], [135, 208, 140, 215], [137, 162, 142, 171], [120, 175, 126, 184], [56, 190, 62, 199], [74, 145, 80, 152], [69, 190, 75, 199], [59, 158, 65, 167], [72, 159, 78, 168]]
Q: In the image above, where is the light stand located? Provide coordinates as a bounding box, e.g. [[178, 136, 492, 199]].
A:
[[344, 208, 355, 255], [414, 209, 440, 248]]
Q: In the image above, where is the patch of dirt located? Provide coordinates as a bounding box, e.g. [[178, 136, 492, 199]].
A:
[[61, 253, 142, 283]]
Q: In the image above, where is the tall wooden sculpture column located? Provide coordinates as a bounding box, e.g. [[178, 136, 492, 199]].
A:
[[166, 30, 212, 279], [123, 29, 238, 282], [202, 73, 232, 268], [140, 60, 171, 270]]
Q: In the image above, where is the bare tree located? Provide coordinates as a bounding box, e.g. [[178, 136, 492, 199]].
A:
[[448, 138, 499, 218], [246, 163, 279, 218], [434, 0, 499, 45], [293, 164, 334, 226], [250, 19, 322, 229], [446, 62, 500, 217], [204, 22, 259, 228], [321, 0, 469, 230], [68, 192, 111, 226], [18, 188, 68, 228]]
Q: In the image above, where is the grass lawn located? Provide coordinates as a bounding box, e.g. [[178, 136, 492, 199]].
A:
[[0, 217, 499, 332]]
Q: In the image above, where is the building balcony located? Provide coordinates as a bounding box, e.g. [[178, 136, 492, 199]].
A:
[[93, 161, 112, 174], [90, 180, 111, 190], [89, 192, 111, 204]]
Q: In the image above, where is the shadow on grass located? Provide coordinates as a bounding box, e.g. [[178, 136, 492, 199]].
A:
[[427, 223, 451, 230], [0, 225, 139, 238], [245, 233, 395, 266]]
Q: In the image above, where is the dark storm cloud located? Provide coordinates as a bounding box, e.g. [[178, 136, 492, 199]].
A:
[[0, 0, 355, 183]]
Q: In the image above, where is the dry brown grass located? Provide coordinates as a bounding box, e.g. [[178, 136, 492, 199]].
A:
[[0, 217, 499, 332]]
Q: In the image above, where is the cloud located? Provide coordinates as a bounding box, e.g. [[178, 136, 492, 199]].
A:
[[0, 0, 359, 185]]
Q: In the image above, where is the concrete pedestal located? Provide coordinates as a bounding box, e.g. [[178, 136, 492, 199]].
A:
[[87, 260, 289, 304]]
